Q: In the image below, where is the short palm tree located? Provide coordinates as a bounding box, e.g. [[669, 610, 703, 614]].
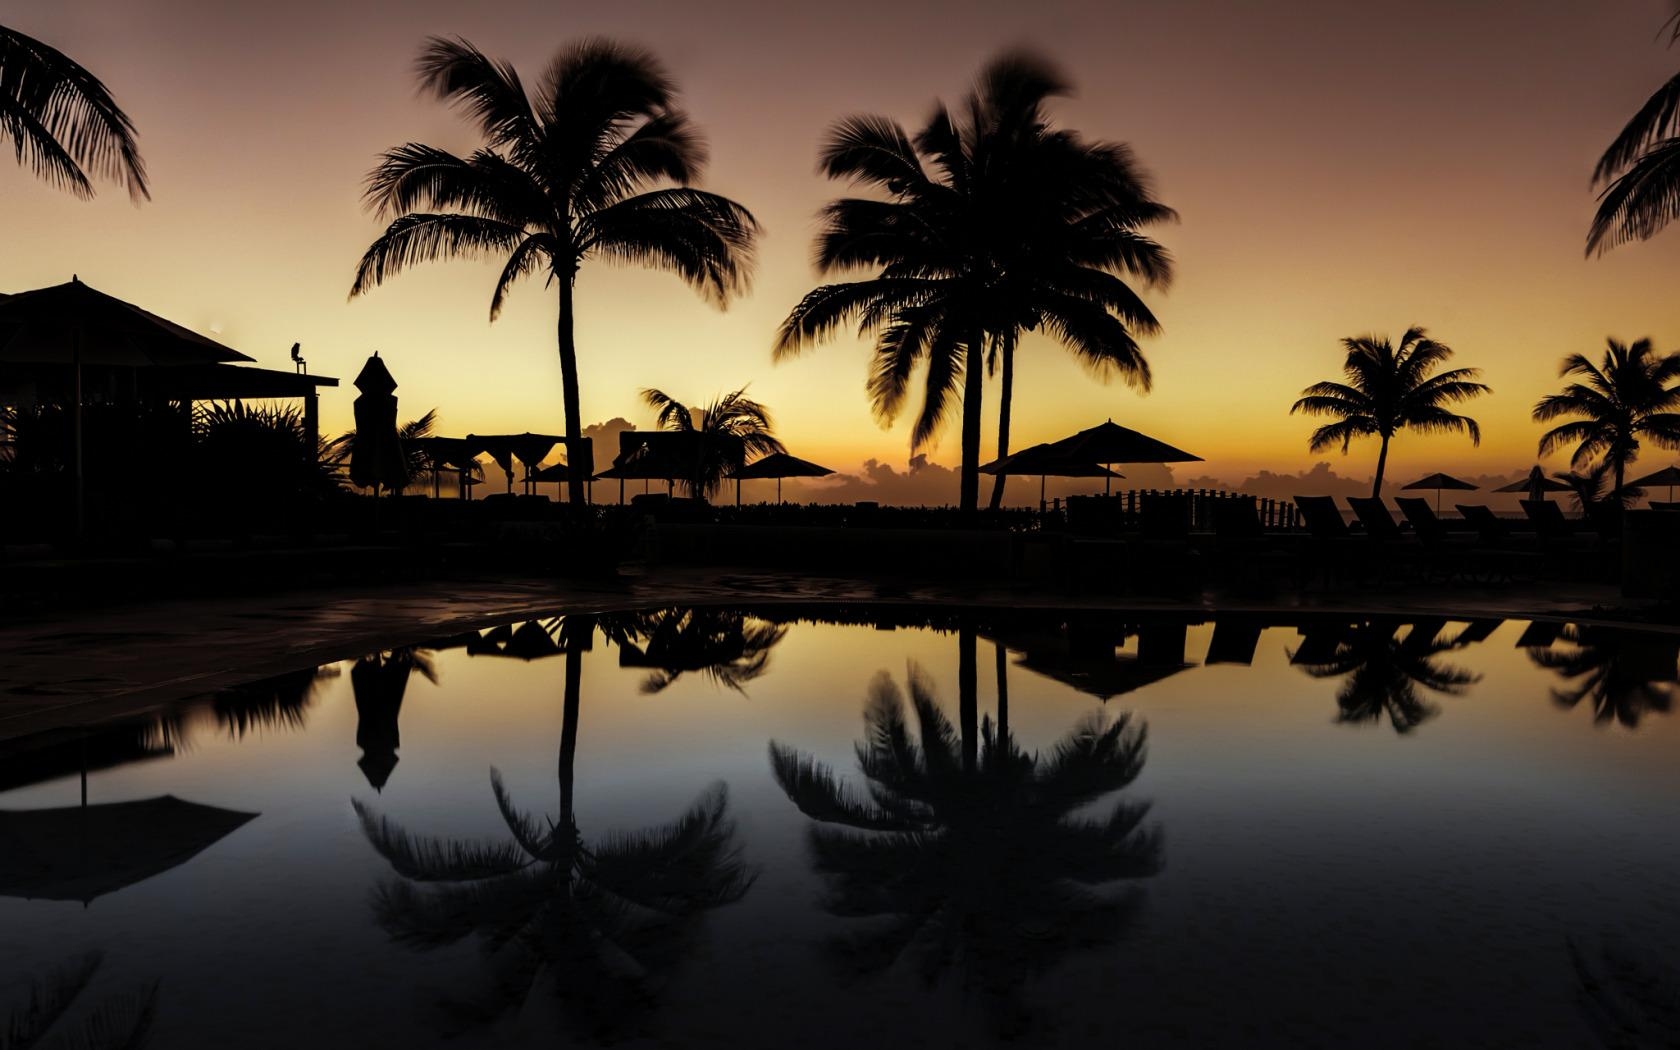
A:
[[1290, 327, 1488, 498], [1291, 619, 1481, 734], [776, 50, 1173, 515], [1532, 337, 1680, 500], [353, 616, 754, 1039], [351, 37, 758, 507], [0, 24, 147, 199], [768, 661, 1161, 1035], [640, 386, 783, 501], [1586, 15, 1680, 255], [1527, 624, 1677, 730]]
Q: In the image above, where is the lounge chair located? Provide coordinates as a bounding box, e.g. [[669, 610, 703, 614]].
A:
[[1346, 497, 1407, 540], [1138, 493, 1192, 541], [1520, 499, 1577, 540], [1455, 504, 1510, 545], [1210, 497, 1263, 540], [1293, 496, 1349, 539], [1394, 497, 1453, 545]]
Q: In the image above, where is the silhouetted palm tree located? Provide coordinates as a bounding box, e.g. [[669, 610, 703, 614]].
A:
[[1291, 328, 1488, 498], [1533, 337, 1680, 501], [353, 616, 754, 1040], [1586, 14, 1680, 255], [0, 24, 147, 199], [776, 50, 1173, 514], [1528, 624, 1677, 729], [351, 37, 757, 507], [1291, 620, 1481, 733], [768, 661, 1161, 1035], [0, 951, 157, 1050], [211, 663, 339, 740], [601, 607, 787, 693], [639, 387, 783, 501]]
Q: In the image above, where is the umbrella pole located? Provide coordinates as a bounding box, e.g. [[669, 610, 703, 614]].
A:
[[778, 478, 783, 504], [736, 478, 741, 508], [1105, 465, 1112, 497], [73, 333, 84, 541], [1040, 474, 1046, 513]]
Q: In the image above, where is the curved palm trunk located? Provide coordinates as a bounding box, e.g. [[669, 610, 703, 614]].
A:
[[959, 334, 985, 515], [558, 274, 587, 509], [987, 333, 1016, 511], [959, 624, 978, 775], [1371, 432, 1392, 499]]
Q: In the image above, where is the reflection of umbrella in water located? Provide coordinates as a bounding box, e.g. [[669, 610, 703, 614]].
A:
[[350, 353, 408, 495], [352, 649, 435, 791], [1494, 466, 1573, 503], [730, 451, 834, 506], [1627, 464, 1680, 502], [1401, 472, 1478, 511], [980, 442, 1121, 507], [0, 795, 256, 904], [1042, 419, 1202, 495], [998, 620, 1192, 701]]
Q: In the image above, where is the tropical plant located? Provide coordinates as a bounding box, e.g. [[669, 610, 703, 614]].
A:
[[1527, 624, 1677, 730], [350, 37, 757, 507], [768, 659, 1161, 1035], [775, 50, 1173, 514], [338, 407, 437, 494], [639, 387, 783, 501], [1290, 619, 1481, 734], [0, 24, 147, 199], [353, 616, 754, 1039], [1290, 327, 1489, 498], [1586, 13, 1680, 255], [192, 400, 349, 512], [0, 950, 157, 1050], [1533, 337, 1680, 500], [601, 607, 787, 693]]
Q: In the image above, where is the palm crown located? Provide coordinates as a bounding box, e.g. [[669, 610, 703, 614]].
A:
[[1290, 327, 1488, 497], [776, 51, 1173, 513], [768, 663, 1161, 1034], [350, 37, 757, 506], [1291, 619, 1481, 734], [0, 23, 147, 200], [1527, 625, 1677, 730], [1532, 337, 1680, 498], [640, 386, 783, 501], [1587, 16, 1680, 255]]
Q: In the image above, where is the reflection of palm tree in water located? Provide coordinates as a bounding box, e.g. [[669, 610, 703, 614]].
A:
[[768, 644, 1162, 1036], [1292, 620, 1480, 733], [1569, 933, 1680, 1048], [353, 617, 755, 1041], [212, 664, 339, 739], [602, 607, 787, 694], [1, 951, 157, 1050], [1529, 625, 1677, 730]]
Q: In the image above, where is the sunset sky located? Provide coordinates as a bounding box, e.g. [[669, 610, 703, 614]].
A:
[[6, 0, 1680, 498]]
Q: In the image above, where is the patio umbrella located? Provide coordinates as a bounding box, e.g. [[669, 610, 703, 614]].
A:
[[469, 433, 563, 495], [1401, 471, 1479, 511], [1494, 465, 1573, 502], [530, 461, 570, 499], [0, 277, 254, 536], [596, 442, 682, 502], [0, 795, 256, 904], [411, 436, 480, 498], [730, 451, 835, 506], [1043, 419, 1202, 495], [980, 442, 1120, 507], [1627, 464, 1680, 502], [350, 354, 407, 495]]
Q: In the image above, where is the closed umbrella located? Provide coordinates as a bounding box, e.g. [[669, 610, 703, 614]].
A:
[[1494, 466, 1572, 503], [350, 354, 407, 495], [980, 442, 1121, 508], [1043, 420, 1202, 495], [730, 451, 835, 506], [1627, 464, 1680, 502], [1401, 471, 1479, 511]]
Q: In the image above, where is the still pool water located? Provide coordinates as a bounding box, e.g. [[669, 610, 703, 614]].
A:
[[1, 608, 1676, 1048]]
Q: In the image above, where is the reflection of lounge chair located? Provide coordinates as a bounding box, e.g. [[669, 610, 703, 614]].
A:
[[1205, 619, 1263, 665], [1454, 619, 1502, 645], [1515, 621, 1561, 647]]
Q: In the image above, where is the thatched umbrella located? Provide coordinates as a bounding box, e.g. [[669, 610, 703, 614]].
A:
[[729, 451, 834, 505]]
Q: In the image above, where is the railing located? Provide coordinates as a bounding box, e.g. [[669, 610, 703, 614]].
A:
[[1064, 489, 1298, 533]]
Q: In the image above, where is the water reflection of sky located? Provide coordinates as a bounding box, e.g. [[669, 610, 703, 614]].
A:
[[0, 611, 1675, 1048]]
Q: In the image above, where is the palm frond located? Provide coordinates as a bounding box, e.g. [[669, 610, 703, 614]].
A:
[[353, 798, 532, 880], [350, 213, 524, 296], [0, 25, 148, 200]]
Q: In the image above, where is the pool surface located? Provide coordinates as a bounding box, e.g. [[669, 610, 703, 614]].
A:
[[1, 608, 1676, 1047]]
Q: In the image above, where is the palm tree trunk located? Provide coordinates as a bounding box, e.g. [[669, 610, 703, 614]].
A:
[[557, 272, 586, 508], [987, 332, 1015, 511], [558, 617, 588, 827], [959, 334, 984, 514], [1372, 433, 1391, 499], [959, 623, 978, 775]]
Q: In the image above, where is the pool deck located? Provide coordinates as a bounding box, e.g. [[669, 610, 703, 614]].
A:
[[0, 568, 1639, 743]]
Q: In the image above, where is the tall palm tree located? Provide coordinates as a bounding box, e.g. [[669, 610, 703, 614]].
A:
[[1290, 327, 1489, 498], [0, 24, 147, 199], [1290, 619, 1481, 734], [1586, 13, 1680, 255], [1527, 624, 1677, 730], [768, 661, 1162, 1035], [1533, 337, 1680, 500], [640, 386, 783, 501], [776, 51, 1173, 514], [352, 616, 754, 1039], [351, 37, 758, 507]]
